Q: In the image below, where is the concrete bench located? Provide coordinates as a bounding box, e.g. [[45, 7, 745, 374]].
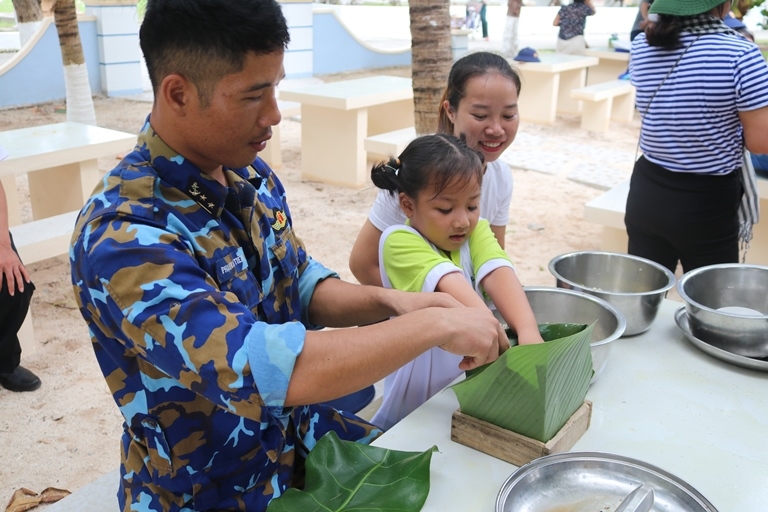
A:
[[279, 76, 415, 187], [0, 122, 136, 226], [570, 79, 635, 133], [260, 100, 301, 170], [364, 126, 417, 160], [584, 177, 768, 265], [11, 210, 80, 356]]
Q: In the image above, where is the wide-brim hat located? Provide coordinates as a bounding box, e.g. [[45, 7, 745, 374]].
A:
[[649, 0, 729, 16]]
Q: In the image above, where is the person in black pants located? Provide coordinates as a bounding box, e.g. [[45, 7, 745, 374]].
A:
[[0, 180, 41, 392]]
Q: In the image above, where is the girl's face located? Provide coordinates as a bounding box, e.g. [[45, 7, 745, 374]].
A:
[[400, 174, 482, 253], [443, 72, 520, 164]]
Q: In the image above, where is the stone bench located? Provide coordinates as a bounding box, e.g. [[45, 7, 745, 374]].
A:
[[364, 126, 417, 160], [584, 177, 768, 265], [11, 210, 81, 356], [570, 79, 635, 133]]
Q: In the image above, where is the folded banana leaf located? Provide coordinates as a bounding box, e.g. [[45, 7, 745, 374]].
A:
[[266, 431, 437, 512], [467, 323, 588, 379], [451, 323, 594, 443]]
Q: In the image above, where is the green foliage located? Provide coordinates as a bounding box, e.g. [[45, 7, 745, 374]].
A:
[[452, 323, 594, 443], [0, 0, 14, 14], [266, 431, 437, 512]]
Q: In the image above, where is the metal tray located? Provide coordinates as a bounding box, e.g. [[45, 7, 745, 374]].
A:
[[674, 307, 768, 373], [496, 452, 718, 512]]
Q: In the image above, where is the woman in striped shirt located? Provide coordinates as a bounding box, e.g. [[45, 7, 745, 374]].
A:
[[627, 0, 768, 273]]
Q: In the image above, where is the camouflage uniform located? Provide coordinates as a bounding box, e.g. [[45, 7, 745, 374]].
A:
[[70, 119, 381, 511]]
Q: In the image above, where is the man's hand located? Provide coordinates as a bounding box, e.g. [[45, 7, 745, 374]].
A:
[[433, 307, 509, 371], [0, 243, 30, 296]]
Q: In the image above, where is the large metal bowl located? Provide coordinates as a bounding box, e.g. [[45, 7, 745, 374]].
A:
[[676, 264, 768, 358], [496, 452, 718, 512], [549, 251, 676, 336], [494, 287, 626, 383]]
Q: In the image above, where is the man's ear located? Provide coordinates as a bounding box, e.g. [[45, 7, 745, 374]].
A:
[[158, 74, 196, 116], [399, 192, 415, 218]]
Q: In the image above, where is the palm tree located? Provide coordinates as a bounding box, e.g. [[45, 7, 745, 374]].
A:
[[11, 0, 43, 46], [51, 0, 97, 124], [408, 0, 453, 134]]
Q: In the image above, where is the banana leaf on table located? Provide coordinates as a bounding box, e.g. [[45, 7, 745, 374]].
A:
[[451, 323, 594, 443], [266, 431, 437, 512]]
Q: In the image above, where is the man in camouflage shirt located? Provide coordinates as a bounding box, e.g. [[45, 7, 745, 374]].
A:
[[69, 0, 505, 510]]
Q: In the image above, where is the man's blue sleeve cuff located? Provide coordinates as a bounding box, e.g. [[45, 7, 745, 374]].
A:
[[299, 258, 338, 329], [245, 321, 306, 409]]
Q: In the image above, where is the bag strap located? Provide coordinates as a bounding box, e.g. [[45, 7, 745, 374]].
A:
[[635, 35, 702, 161]]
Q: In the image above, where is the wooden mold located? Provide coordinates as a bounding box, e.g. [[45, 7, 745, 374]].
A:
[[450, 400, 593, 467]]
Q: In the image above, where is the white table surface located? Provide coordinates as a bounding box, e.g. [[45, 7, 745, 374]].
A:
[[372, 298, 768, 512], [278, 75, 412, 111], [514, 53, 599, 73]]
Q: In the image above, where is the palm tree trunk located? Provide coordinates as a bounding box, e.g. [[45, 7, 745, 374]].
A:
[[502, 0, 522, 59], [52, 0, 96, 125], [12, 0, 43, 47], [408, 0, 453, 135]]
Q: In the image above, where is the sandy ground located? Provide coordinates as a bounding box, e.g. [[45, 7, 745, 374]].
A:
[[0, 65, 643, 508]]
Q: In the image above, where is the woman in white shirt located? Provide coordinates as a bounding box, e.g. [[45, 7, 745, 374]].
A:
[[349, 51, 522, 286]]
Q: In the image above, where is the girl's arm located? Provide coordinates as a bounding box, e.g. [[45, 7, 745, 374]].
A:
[[481, 267, 544, 345], [436, 272, 510, 351]]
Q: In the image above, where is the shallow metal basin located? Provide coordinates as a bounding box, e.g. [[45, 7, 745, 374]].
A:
[[677, 263, 768, 358], [496, 452, 718, 512]]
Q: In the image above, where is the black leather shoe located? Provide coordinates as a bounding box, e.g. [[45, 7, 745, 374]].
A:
[[0, 366, 41, 392]]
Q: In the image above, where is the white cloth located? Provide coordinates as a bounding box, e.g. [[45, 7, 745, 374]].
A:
[[556, 35, 588, 54], [370, 222, 514, 431], [368, 159, 513, 231]]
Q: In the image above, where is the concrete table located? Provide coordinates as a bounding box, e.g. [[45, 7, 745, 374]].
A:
[[582, 47, 631, 85], [514, 53, 599, 125], [0, 122, 136, 226], [373, 298, 768, 511], [278, 76, 414, 187]]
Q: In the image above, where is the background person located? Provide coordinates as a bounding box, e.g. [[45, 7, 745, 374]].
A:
[[0, 180, 40, 392], [626, 0, 768, 273], [349, 52, 521, 287], [553, 0, 596, 54], [69, 1, 506, 510], [630, 0, 654, 41], [368, 134, 542, 430]]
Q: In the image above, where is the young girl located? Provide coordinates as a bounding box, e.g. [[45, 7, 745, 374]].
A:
[[369, 133, 543, 431], [349, 51, 522, 286]]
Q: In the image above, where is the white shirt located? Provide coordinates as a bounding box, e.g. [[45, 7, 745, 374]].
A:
[[368, 159, 514, 230]]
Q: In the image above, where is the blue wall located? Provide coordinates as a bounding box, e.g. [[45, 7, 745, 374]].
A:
[[0, 19, 100, 110], [313, 11, 411, 76]]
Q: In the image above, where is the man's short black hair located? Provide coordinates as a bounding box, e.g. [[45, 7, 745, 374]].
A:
[[140, 0, 290, 104]]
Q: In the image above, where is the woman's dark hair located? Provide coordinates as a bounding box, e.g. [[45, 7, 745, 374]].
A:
[[645, 14, 686, 50], [371, 133, 484, 201], [140, 0, 290, 105], [436, 52, 522, 135]]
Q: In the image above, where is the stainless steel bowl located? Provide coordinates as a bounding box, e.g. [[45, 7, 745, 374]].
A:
[[496, 452, 718, 512], [676, 264, 768, 358], [494, 287, 626, 383], [549, 251, 676, 336]]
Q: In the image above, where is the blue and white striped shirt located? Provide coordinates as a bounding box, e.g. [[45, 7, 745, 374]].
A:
[[630, 32, 768, 174]]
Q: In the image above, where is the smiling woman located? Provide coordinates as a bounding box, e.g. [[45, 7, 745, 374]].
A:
[[349, 51, 523, 287]]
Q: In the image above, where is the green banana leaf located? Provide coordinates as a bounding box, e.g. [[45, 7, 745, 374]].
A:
[[451, 323, 594, 443], [466, 323, 587, 379], [266, 431, 437, 512]]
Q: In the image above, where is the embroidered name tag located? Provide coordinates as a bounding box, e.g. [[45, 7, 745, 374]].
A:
[[216, 247, 248, 284]]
